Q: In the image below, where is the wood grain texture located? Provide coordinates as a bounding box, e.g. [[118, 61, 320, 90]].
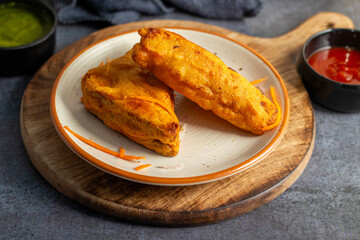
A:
[[20, 12, 353, 226]]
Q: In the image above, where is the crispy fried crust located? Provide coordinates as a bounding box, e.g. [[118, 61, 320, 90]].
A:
[[132, 28, 278, 135], [81, 50, 180, 156]]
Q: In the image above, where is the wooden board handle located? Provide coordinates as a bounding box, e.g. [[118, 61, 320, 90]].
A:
[[273, 12, 354, 47], [226, 12, 354, 53]]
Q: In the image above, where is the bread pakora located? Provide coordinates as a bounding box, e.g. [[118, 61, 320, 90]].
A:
[[81, 50, 180, 156], [132, 28, 278, 135]]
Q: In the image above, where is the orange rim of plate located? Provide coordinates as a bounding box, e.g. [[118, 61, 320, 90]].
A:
[[50, 27, 291, 186]]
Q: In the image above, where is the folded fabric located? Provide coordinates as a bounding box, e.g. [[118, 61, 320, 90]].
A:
[[167, 0, 263, 19], [58, 0, 263, 25]]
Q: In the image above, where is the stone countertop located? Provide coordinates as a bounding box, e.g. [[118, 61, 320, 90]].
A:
[[1, 0, 359, 239]]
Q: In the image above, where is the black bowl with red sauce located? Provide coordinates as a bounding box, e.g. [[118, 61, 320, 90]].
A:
[[297, 28, 360, 112]]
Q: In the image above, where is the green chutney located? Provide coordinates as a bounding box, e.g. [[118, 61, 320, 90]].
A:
[[0, 2, 45, 47]]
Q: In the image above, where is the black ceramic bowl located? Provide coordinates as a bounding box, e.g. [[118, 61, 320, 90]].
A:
[[297, 28, 360, 113], [0, 0, 57, 75]]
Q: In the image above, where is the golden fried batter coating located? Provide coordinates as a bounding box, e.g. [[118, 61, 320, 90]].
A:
[[81, 50, 180, 156], [132, 28, 278, 135]]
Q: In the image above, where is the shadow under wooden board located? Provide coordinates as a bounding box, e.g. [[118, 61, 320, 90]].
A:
[[21, 12, 354, 226]]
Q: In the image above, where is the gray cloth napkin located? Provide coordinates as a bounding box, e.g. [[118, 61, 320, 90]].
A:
[[58, 0, 263, 25]]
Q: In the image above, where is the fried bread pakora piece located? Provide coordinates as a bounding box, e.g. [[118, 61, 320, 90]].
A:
[[132, 28, 279, 135], [81, 50, 180, 156]]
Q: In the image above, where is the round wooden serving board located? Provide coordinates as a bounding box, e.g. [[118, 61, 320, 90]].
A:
[[21, 13, 353, 226]]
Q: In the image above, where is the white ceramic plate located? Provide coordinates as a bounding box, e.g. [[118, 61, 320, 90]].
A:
[[50, 28, 290, 186]]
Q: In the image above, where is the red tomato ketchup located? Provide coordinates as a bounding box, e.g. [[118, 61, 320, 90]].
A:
[[307, 47, 360, 85]]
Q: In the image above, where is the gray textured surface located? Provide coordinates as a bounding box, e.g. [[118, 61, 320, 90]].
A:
[[1, 0, 360, 239]]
